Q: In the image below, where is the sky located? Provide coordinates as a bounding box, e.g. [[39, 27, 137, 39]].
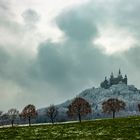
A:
[[0, 0, 140, 111]]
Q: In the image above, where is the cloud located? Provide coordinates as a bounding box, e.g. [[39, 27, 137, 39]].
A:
[[29, 7, 127, 100], [0, 0, 140, 111], [28, 0, 140, 105], [0, 3, 41, 55], [56, 10, 98, 42], [0, 0, 9, 10], [22, 9, 40, 28]]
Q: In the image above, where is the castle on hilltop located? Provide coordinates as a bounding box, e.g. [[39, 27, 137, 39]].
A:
[[100, 69, 127, 89]]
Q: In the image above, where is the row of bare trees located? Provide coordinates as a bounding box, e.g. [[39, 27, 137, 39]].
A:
[[0, 104, 58, 127], [67, 97, 126, 122], [1, 97, 140, 126]]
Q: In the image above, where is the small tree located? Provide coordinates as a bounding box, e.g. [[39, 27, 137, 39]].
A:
[[1, 113, 9, 125], [20, 104, 37, 126], [46, 105, 58, 124], [102, 98, 125, 119], [7, 108, 19, 127], [67, 97, 91, 122]]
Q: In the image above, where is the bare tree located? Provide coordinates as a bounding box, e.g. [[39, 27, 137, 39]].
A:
[[20, 104, 37, 126], [7, 108, 19, 127], [102, 98, 125, 118], [46, 105, 58, 124], [1, 113, 9, 125], [67, 97, 92, 122]]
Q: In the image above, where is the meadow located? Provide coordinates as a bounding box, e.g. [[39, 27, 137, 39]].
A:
[[0, 116, 140, 140]]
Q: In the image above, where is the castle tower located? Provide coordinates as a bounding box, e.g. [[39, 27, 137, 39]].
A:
[[100, 76, 109, 89], [110, 72, 114, 86], [104, 76, 109, 89], [124, 74, 127, 85], [118, 69, 123, 81], [119, 69, 121, 75], [110, 72, 114, 78]]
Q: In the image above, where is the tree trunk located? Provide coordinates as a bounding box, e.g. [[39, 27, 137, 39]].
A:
[[78, 113, 81, 123], [51, 118, 54, 124], [113, 111, 115, 119], [11, 120, 14, 127], [29, 117, 31, 126]]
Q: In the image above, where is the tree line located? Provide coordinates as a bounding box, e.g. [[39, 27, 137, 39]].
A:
[[0, 97, 139, 127]]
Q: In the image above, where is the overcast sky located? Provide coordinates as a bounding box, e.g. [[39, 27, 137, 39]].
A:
[[0, 0, 140, 111]]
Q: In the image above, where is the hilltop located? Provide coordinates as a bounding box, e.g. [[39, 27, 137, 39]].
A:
[[38, 83, 140, 122]]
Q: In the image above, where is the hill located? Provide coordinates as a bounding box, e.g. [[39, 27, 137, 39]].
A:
[[38, 83, 140, 122], [0, 116, 140, 139]]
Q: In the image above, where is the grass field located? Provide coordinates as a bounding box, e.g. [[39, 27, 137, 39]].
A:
[[0, 116, 140, 140]]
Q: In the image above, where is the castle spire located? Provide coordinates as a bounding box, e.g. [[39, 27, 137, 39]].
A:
[[111, 72, 114, 77], [118, 69, 123, 80], [119, 69, 121, 75]]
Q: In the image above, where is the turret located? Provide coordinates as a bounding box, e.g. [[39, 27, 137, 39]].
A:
[[118, 69, 123, 81], [119, 69, 121, 75], [100, 77, 109, 89], [118, 69, 122, 77], [111, 72, 114, 78], [110, 72, 114, 86], [104, 76, 109, 89], [124, 74, 127, 85]]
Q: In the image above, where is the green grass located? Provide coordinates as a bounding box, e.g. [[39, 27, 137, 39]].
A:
[[0, 116, 140, 140]]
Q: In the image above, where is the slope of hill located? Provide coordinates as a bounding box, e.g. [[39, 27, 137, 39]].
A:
[[1, 116, 140, 139], [38, 83, 140, 122]]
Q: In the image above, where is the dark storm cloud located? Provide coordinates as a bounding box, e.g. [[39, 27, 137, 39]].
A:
[[0, 46, 29, 86], [29, 7, 127, 95], [0, 0, 140, 110], [29, 0, 140, 97], [56, 10, 98, 42]]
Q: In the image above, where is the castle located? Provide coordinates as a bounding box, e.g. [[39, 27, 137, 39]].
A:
[[100, 69, 127, 89]]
